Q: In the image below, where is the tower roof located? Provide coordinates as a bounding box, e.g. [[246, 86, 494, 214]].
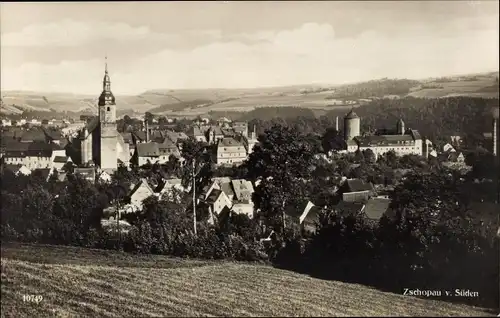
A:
[[345, 109, 359, 119], [98, 55, 115, 106]]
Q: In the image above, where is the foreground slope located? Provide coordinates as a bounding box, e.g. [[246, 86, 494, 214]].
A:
[[0, 244, 492, 317]]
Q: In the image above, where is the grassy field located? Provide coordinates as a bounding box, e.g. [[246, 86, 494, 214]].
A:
[[1, 244, 494, 317]]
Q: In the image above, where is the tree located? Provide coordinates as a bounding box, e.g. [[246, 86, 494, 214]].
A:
[[144, 112, 154, 124], [321, 128, 346, 153], [363, 149, 377, 164], [179, 139, 214, 222], [245, 124, 317, 181], [245, 124, 318, 232], [465, 148, 498, 180]]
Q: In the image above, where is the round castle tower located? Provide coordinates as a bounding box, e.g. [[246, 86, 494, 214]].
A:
[[344, 109, 360, 141]]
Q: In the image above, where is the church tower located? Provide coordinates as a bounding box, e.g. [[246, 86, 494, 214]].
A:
[[97, 56, 118, 172]]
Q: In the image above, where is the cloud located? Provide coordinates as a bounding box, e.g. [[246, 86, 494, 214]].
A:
[[1, 21, 498, 94], [1, 19, 173, 47]]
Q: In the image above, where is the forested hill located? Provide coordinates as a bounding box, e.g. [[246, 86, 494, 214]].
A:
[[243, 96, 499, 145], [325, 78, 421, 99]]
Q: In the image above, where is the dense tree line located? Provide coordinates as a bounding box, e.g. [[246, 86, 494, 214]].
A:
[[325, 78, 421, 99]]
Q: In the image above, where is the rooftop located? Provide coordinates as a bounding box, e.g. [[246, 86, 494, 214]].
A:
[[136, 142, 160, 157], [354, 131, 421, 147], [345, 110, 359, 120], [53, 156, 69, 163], [345, 178, 374, 193], [218, 137, 243, 148], [363, 198, 392, 220]]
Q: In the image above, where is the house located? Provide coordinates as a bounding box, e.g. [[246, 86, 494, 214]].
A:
[[164, 131, 189, 145], [19, 129, 47, 143], [450, 135, 462, 145], [190, 126, 208, 143], [32, 167, 54, 182], [442, 143, 456, 153], [1, 119, 12, 126], [299, 201, 323, 234], [217, 117, 232, 125], [2, 164, 31, 176], [335, 197, 393, 224], [363, 197, 394, 223], [200, 189, 232, 225], [127, 178, 156, 211], [230, 179, 255, 218], [216, 137, 247, 165], [43, 128, 64, 145], [157, 138, 181, 162], [232, 122, 249, 138], [3, 141, 63, 170], [132, 130, 164, 144], [98, 171, 112, 183], [206, 126, 225, 144], [231, 202, 254, 218], [52, 155, 72, 171], [74, 167, 96, 183], [54, 171, 68, 182], [448, 151, 465, 163], [338, 178, 375, 203], [155, 178, 186, 199], [134, 142, 160, 166], [285, 200, 322, 234], [231, 179, 254, 202]]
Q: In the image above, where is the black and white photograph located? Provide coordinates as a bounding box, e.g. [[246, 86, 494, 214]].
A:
[[1, 1, 499, 316]]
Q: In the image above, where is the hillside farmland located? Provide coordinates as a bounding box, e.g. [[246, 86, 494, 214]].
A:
[[0, 244, 493, 317]]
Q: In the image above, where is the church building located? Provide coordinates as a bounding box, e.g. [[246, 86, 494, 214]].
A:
[[74, 57, 130, 173]]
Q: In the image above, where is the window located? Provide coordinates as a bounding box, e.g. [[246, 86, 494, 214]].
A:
[[107, 107, 110, 111]]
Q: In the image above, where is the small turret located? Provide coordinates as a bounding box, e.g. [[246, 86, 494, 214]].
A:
[[396, 118, 405, 135], [251, 125, 257, 140], [145, 119, 150, 143]]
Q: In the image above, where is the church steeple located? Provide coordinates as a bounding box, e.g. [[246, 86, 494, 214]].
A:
[[103, 55, 111, 93], [98, 55, 115, 107]]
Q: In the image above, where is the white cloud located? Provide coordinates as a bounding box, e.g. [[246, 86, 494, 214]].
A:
[[1, 19, 172, 47], [1, 21, 498, 94]]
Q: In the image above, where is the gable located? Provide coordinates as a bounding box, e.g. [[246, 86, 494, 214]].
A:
[[130, 181, 154, 201]]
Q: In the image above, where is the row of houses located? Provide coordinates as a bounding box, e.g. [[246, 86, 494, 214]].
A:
[[0, 163, 105, 184], [128, 121, 258, 167], [1, 118, 76, 128]]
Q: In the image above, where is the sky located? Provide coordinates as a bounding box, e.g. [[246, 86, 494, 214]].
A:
[[1, 1, 499, 95]]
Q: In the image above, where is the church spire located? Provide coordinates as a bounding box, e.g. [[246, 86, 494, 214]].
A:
[[103, 55, 111, 92], [98, 55, 115, 106]]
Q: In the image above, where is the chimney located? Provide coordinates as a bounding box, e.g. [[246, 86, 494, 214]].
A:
[[145, 120, 150, 143], [493, 118, 498, 156], [335, 116, 339, 131]]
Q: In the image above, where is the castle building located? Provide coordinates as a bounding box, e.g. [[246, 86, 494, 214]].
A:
[[343, 111, 423, 157], [76, 57, 130, 173]]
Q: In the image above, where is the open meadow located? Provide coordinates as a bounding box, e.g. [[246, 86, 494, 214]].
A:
[[1, 244, 493, 317]]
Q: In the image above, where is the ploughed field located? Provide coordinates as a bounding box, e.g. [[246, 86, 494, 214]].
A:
[[0, 244, 493, 317]]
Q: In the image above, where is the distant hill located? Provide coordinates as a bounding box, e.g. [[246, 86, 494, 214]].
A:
[[1, 72, 497, 116]]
